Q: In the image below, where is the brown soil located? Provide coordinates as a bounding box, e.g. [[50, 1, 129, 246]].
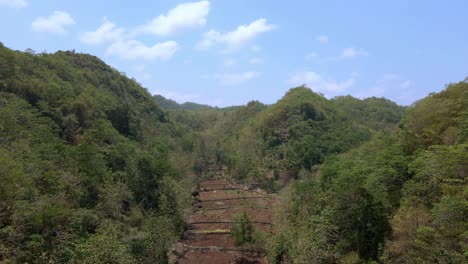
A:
[[169, 179, 277, 264]]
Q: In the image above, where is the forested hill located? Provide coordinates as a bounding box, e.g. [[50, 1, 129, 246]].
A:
[[170, 86, 406, 187], [0, 44, 197, 263], [266, 83, 467, 263], [165, 81, 467, 263], [1, 43, 466, 264]]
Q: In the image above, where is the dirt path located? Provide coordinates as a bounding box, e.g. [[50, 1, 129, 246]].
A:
[[169, 178, 277, 264]]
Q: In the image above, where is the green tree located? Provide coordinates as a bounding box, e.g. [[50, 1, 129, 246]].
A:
[[75, 221, 135, 264], [231, 212, 256, 247]]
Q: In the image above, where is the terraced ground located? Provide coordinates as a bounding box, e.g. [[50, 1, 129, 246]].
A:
[[169, 178, 277, 264]]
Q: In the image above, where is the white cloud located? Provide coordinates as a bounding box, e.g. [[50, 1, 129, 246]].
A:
[[204, 71, 260, 86], [106, 40, 179, 61], [31, 11, 75, 34], [317, 35, 329, 43], [248, 57, 263, 64], [288, 71, 354, 95], [342, 47, 369, 58], [305, 52, 319, 60], [197, 18, 275, 52], [0, 0, 27, 8], [140, 1, 210, 36], [79, 18, 180, 62], [79, 19, 124, 45]]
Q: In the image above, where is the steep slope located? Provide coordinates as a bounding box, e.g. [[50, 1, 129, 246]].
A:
[[399, 81, 468, 148], [166, 86, 406, 190], [214, 87, 404, 189], [267, 82, 467, 263], [333, 95, 405, 130], [0, 44, 195, 263]]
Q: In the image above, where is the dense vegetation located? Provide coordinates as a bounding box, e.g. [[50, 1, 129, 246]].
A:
[[266, 82, 467, 263], [1, 43, 466, 263], [0, 44, 197, 263], [168, 81, 466, 263], [171, 87, 404, 190]]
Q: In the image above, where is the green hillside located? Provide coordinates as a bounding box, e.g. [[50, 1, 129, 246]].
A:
[[175, 87, 405, 189], [0, 43, 466, 263], [266, 82, 467, 263], [0, 44, 196, 263]]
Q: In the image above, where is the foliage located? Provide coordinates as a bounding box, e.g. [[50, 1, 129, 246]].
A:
[[231, 212, 256, 247], [172, 86, 403, 190], [399, 81, 467, 150], [266, 83, 467, 263], [0, 44, 195, 263], [1, 42, 466, 263]]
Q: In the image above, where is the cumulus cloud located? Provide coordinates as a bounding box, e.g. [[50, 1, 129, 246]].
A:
[[31, 11, 75, 34], [106, 40, 179, 61], [317, 35, 329, 43], [139, 1, 210, 36], [342, 47, 369, 58], [79, 19, 124, 45], [79, 18, 180, 61], [288, 71, 354, 95], [197, 18, 275, 52], [0, 0, 27, 8]]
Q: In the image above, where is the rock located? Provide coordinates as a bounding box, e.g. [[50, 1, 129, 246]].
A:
[[174, 242, 186, 256], [167, 242, 186, 264], [167, 253, 178, 264]]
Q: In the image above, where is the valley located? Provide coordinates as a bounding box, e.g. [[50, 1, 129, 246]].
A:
[[171, 177, 277, 263], [0, 43, 466, 263]]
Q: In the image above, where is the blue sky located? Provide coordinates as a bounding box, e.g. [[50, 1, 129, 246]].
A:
[[1, 0, 467, 106]]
